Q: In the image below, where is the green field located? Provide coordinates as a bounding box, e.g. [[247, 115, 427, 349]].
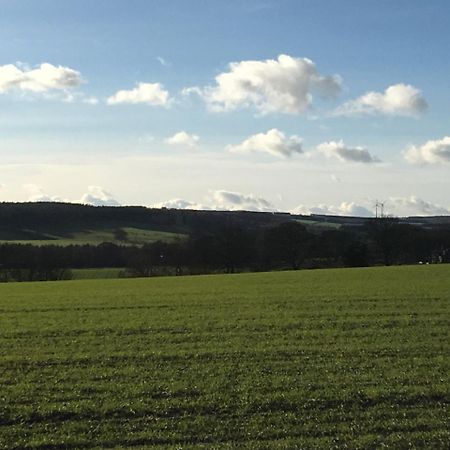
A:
[[0, 227, 187, 247], [0, 266, 449, 448], [71, 268, 126, 280]]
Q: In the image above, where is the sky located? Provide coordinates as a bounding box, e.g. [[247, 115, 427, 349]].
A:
[[1, 0, 450, 216]]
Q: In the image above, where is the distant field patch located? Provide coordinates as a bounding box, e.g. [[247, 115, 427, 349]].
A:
[[0, 227, 187, 247], [295, 218, 342, 230], [71, 268, 126, 280], [0, 265, 449, 448]]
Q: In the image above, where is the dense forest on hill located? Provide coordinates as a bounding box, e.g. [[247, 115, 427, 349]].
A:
[[0, 202, 449, 282]]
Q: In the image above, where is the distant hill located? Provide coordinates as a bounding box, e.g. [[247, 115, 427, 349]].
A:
[[0, 202, 449, 246]]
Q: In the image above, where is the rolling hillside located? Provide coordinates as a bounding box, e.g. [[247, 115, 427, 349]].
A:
[[0, 202, 449, 246]]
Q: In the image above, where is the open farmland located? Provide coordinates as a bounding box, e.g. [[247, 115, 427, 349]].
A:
[[0, 266, 449, 449], [0, 227, 187, 247]]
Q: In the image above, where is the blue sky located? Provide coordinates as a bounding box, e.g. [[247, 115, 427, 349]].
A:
[[0, 0, 449, 216]]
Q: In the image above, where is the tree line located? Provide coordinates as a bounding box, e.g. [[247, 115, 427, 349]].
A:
[[1, 218, 449, 282]]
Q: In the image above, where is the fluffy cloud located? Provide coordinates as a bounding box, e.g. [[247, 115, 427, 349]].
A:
[[107, 82, 171, 106], [79, 186, 120, 207], [152, 198, 208, 210], [166, 131, 200, 147], [194, 54, 341, 114], [153, 190, 277, 212], [336, 83, 427, 117], [404, 136, 450, 165], [292, 202, 373, 217], [388, 196, 449, 216], [23, 184, 66, 202], [318, 140, 380, 163], [23, 185, 120, 206], [227, 128, 303, 158], [293, 196, 449, 218], [0, 62, 83, 94], [212, 190, 276, 212]]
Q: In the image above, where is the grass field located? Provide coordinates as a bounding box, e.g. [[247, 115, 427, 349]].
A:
[[0, 227, 187, 247], [0, 265, 449, 449], [71, 268, 126, 280]]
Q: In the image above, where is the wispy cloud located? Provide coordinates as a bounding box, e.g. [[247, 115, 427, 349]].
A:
[[157, 56, 171, 67]]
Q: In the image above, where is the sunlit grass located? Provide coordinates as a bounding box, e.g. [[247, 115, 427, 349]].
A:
[[0, 265, 449, 448]]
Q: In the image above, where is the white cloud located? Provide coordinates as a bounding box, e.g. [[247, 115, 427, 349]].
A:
[[153, 190, 277, 212], [292, 202, 373, 217], [228, 128, 303, 158], [23, 184, 66, 202], [387, 196, 449, 216], [152, 198, 208, 210], [292, 196, 449, 218], [107, 82, 171, 106], [404, 136, 450, 165], [212, 190, 277, 212], [318, 140, 380, 163], [23, 184, 120, 206], [166, 131, 200, 147], [79, 186, 120, 206], [336, 83, 427, 117], [0, 62, 83, 95], [193, 54, 341, 114]]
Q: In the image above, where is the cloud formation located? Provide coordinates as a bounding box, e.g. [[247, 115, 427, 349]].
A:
[[194, 54, 341, 114], [213, 190, 276, 212], [404, 136, 450, 165], [0, 63, 83, 94], [318, 140, 380, 163], [228, 128, 303, 158], [293, 196, 449, 218], [107, 82, 171, 106], [154, 190, 277, 212], [336, 83, 427, 117], [292, 202, 373, 217], [79, 186, 120, 206], [153, 198, 208, 210], [23, 184, 66, 202], [388, 196, 449, 216], [166, 131, 200, 147]]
